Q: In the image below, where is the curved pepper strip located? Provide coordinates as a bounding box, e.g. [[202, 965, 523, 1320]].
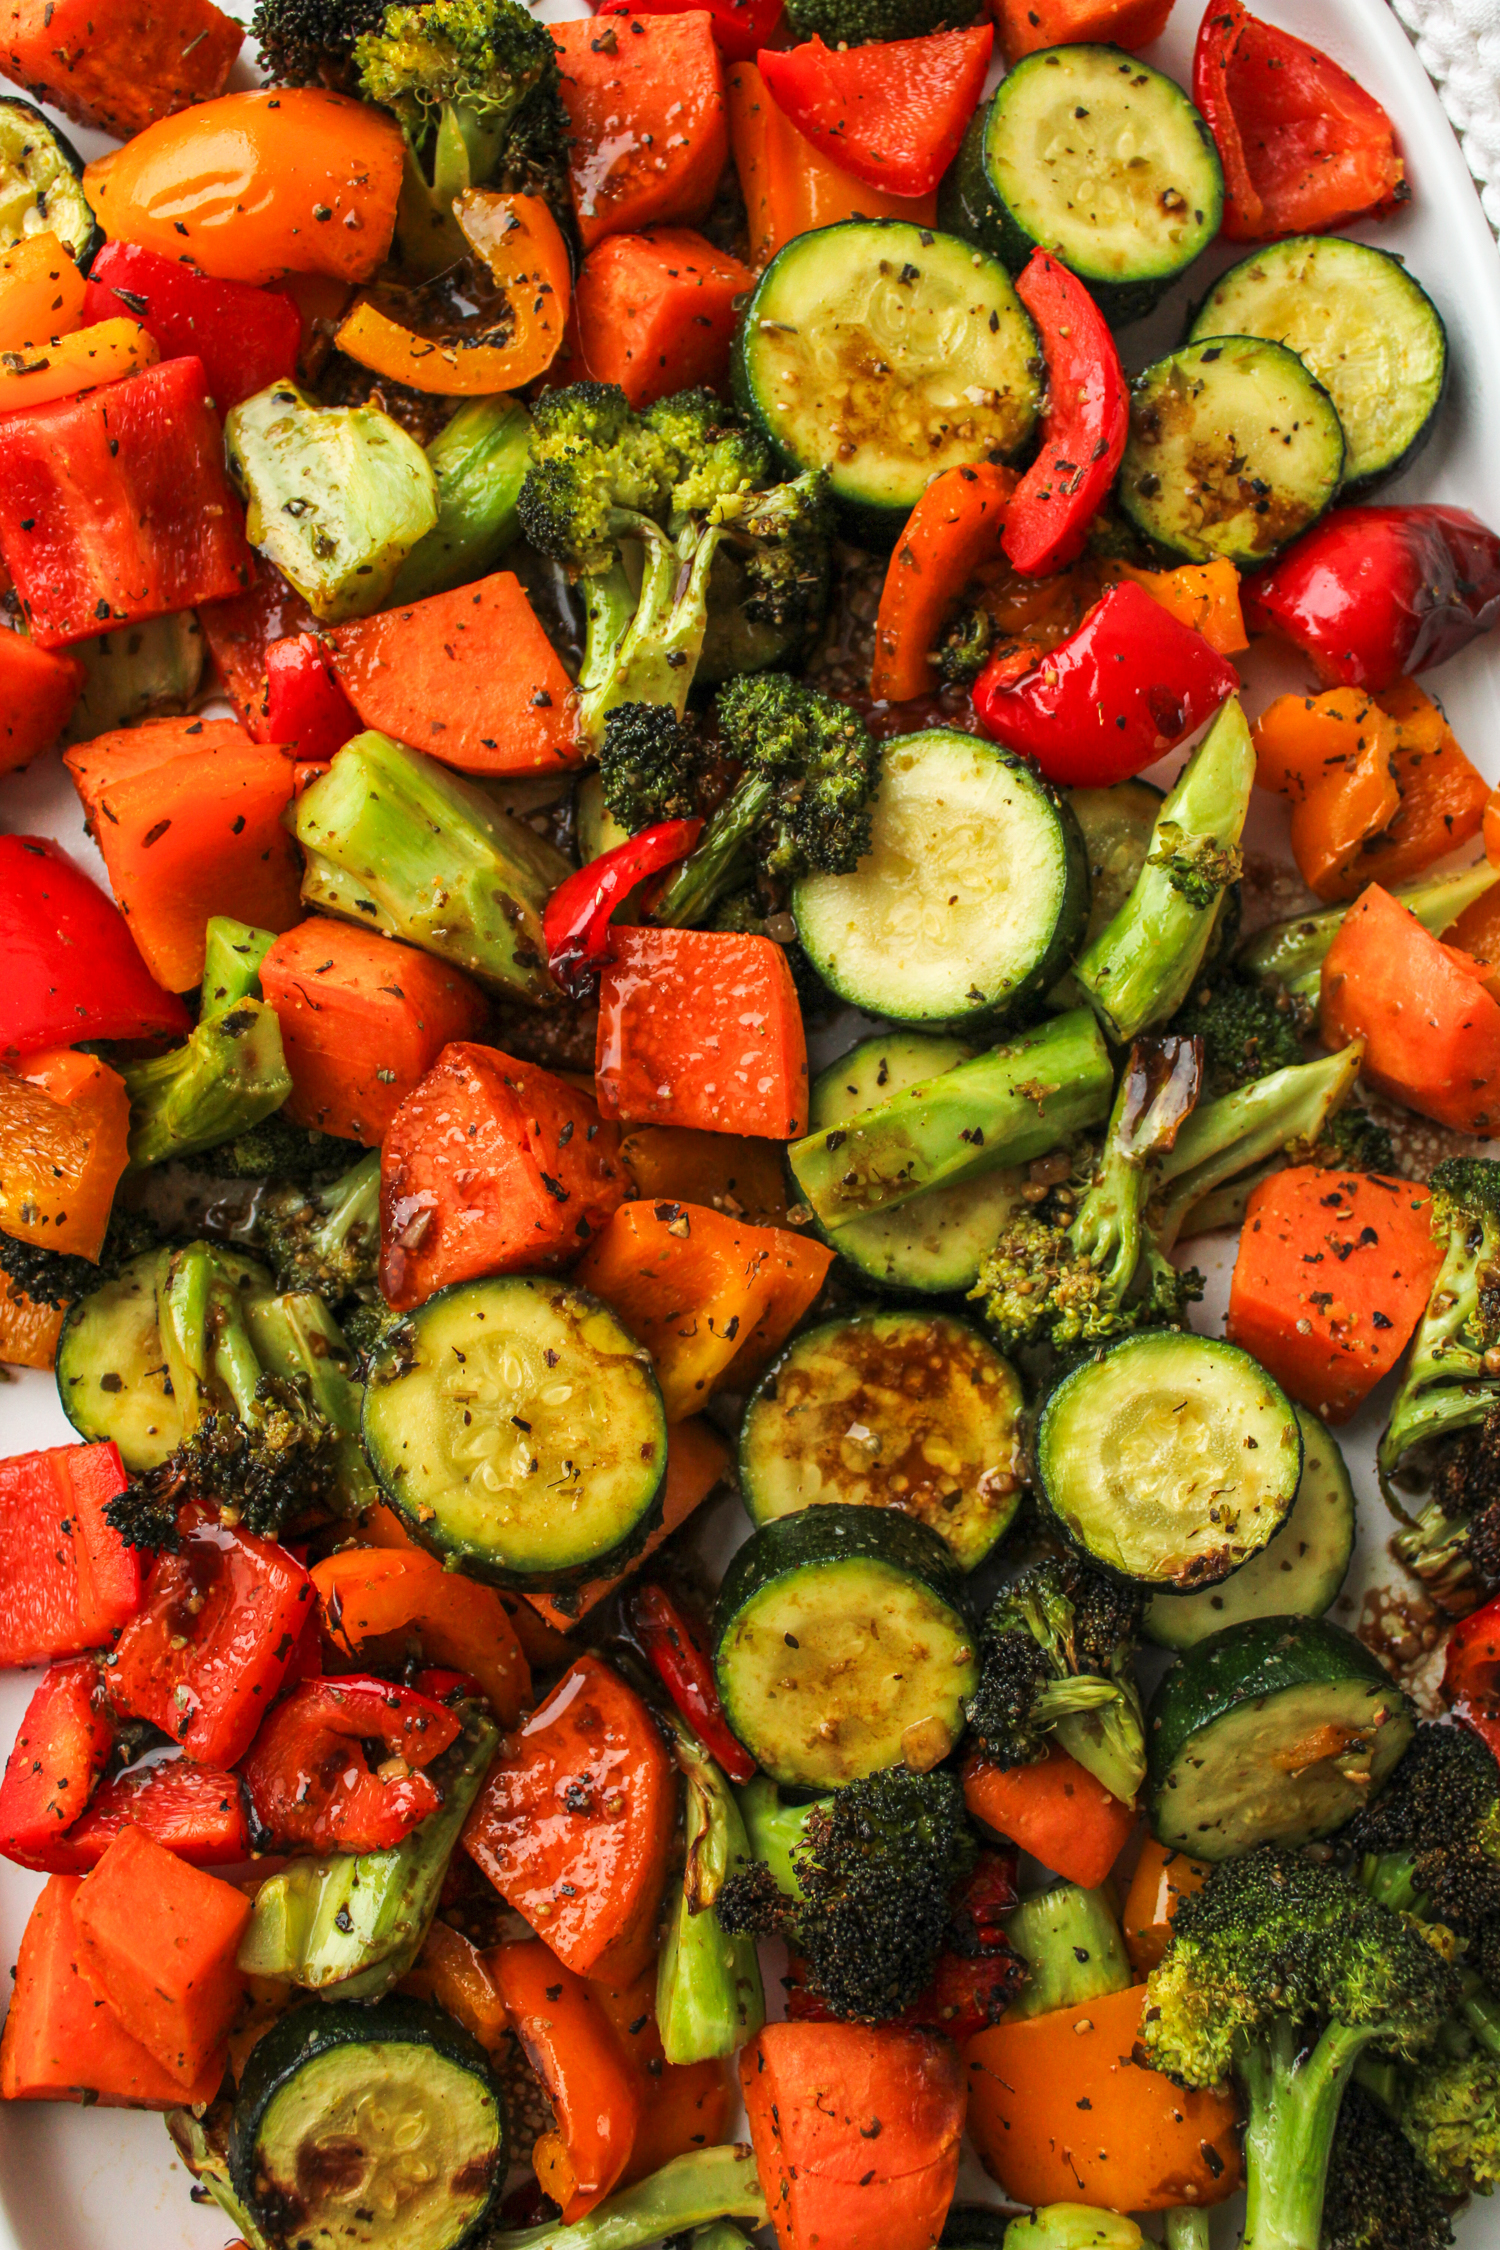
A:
[[1244, 505, 1500, 692], [632, 1582, 755, 1783], [0, 833, 191, 1063], [1193, 0, 1405, 241], [870, 462, 1017, 703], [972, 578, 1240, 788], [543, 817, 703, 995], [1002, 250, 1128, 579], [496, 1938, 645, 2218], [240, 1673, 462, 1854]]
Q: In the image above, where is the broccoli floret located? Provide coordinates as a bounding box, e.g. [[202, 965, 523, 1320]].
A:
[[970, 1034, 1205, 1356], [356, 0, 568, 230], [1168, 975, 1305, 1098], [251, 1150, 382, 1303], [717, 1766, 975, 2023], [930, 605, 992, 687], [200, 1114, 362, 1182], [517, 384, 831, 753], [1392, 1416, 1500, 1616], [651, 672, 878, 929], [1397, 2049, 1500, 2199], [966, 1554, 1145, 1805], [1324, 2082, 1455, 2250], [250, 0, 384, 85], [111, 1396, 342, 1548], [0, 1202, 164, 1312], [1347, 1725, 1500, 1932], [1147, 822, 1245, 912], [1379, 1162, 1500, 1590], [783, 0, 976, 44], [121, 1001, 292, 1171], [598, 703, 712, 833], [1141, 1847, 1461, 2250]]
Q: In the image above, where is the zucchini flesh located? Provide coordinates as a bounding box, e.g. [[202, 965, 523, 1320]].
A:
[[1035, 1331, 1303, 1589], [1188, 236, 1447, 490], [793, 730, 1089, 1028], [713, 1504, 978, 1789], [734, 221, 1041, 524], [1143, 1406, 1355, 1649], [0, 99, 99, 267], [361, 1276, 667, 1589], [1120, 336, 1345, 565], [739, 1310, 1024, 1570], [1147, 1617, 1413, 1858]]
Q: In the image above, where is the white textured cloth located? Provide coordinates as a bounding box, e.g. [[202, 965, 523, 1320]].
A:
[[1390, 0, 1500, 228]]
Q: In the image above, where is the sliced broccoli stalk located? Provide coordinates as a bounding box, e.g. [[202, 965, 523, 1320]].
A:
[[201, 915, 276, 1019], [242, 1289, 380, 1517], [1237, 861, 1500, 1008], [387, 395, 531, 606], [1162, 2213, 1208, 2250], [1151, 1040, 1366, 1249], [1074, 699, 1256, 1043], [966, 1557, 1145, 1804], [1378, 1160, 1500, 1517], [226, 384, 439, 625], [736, 1774, 824, 1898], [295, 730, 569, 1000], [253, 1149, 382, 1300], [1141, 1848, 1460, 2250], [62, 611, 204, 745], [488, 2148, 769, 2250], [1003, 2216, 1144, 2250], [656, 1715, 766, 2065], [165, 2109, 273, 2250], [122, 1001, 292, 1172], [239, 1704, 499, 2000]]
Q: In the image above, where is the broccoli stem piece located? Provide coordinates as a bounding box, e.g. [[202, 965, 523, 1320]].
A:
[[1378, 1161, 1500, 1506], [1241, 2015, 1377, 2250], [1074, 699, 1256, 1043], [242, 1289, 379, 1516], [653, 773, 770, 927], [1151, 1040, 1366, 1249], [165, 2110, 272, 2250], [576, 516, 721, 751], [1237, 861, 1500, 1006], [388, 396, 531, 606], [122, 1001, 292, 1171], [655, 1716, 766, 2064], [737, 1774, 822, 1897], [1163, 2212, 1210, 2250], [294, 730, 570, 1000], [488, 2148, 768, 2250], [201, 915, 276, 1017]]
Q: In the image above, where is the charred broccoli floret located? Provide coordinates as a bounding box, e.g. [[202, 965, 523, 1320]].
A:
[[1347, 1724, 1500, 1933], [966, 1554, 1145, 1805], [251, 1150, 382, 1303], [250, 0, 385, 85], [1141, 1847, 1460, 2250], [1323, 2082, 1454, 2250], [598, 703, 712, 833], [115, 1397, 343, 1550], [200, 1114, 362, 1181], [651, 672, 878, 929], [930, 604, 992, 686], [0, 1202, 164, 1312], [717, 1766, 975, 2023], [1147, 823, 1245, 911], [784, 0, 977, 44], [1168, 975, 1304, 1098]]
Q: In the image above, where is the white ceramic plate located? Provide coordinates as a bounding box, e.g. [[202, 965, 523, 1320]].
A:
[[3, 0, 1500, 2241]]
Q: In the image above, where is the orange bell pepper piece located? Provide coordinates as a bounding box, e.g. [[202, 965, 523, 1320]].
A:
[[0, 320, 158, 414], [0, 233, 86, 355], [0, 1050, 131, 1262], [495, 1939, 644, 2218], [727, 61, 937, 267], [870, 463, 1018, 703], [1357, 678, 1491, 889], [521, 1414, 732, 1633], [310, 1547, 530, 1727], [589, 1964, 733, 2186], [0, 1271, 66, 1371], [1122, 1835, 1210, 1973], [619, 1125, 791, 1227], [1108, 557, 1248, 655], [573, 1199, 833, 1420], [401, 1923, 509, 2056], [1253, 688, 1401, 901]]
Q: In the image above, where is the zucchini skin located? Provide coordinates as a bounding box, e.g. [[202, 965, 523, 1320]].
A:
[[0, 98, 103, 270], [714, 1502, 977, 1642]]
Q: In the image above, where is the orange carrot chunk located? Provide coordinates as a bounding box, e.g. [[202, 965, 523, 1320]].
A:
[[554, 14, 729, 250], [327, 573, 581, 778], [259, 918, 488, 1147], [595, 925, 809, 1138], [63, 718, 303, 992], [0, 630, 82, 776], [569, 228, 755, 406], [963, 1742, 1137, 1889], [521, 1415, 732, 1631], [1320, 882, 1500, 1135], [72, 1826, 249, 2088], [1226, 1167, 1444, 1424], [740, 2020, 966, 2250], [0, 1875, 225, 2107], [1, 0, 242, 138], [1122, 1835, 1210, 1974], [379, 1042, 627, 1311]]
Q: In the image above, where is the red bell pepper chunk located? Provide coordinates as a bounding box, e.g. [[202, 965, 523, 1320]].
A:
[[946, 1846, 1021, 1952], [597, 0, 782, 65], [108, 1510, 314, 1770], [1244, 505, 1500, 694], [0, 354, 254, 649], [0, 1440, 143, 1669], [10, 1756, 251, 1874], [0, 834, 191, 1063], [1193, 0, 1405, 241], [82, 243, 300, 415], [543, 817, 703, 996], [0, 1659, 113, 1866], [1443, 1593, 1500, 1765], [258, 631, 361, 760], [973, 578, 1240, 788], [631, 1581, 755, 1783], [239, 1674, 462, 1854], [757, 23, 993, 199], [1001, 252, 1128, 579]]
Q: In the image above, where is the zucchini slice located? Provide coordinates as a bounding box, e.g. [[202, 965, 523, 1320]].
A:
[[55, 1246, 273, 1472], [713, 1504, 979, 1789], [939, 50, 1222, 326], [1120, 337, 1345, 565], [1187, 236, 1447, 491], [739, 1310, 1024, 1570], [793, 730, 1088, 1029], [1143, 1407, 1355, 1649], [1035, 1330, 1303, 1589], [808, 1033, 1029, 1294], [361, 1276, 668, 1590], [732, 220, 1041, 532], [229, 1996, 506, 2250], [1146, 1616, 1414, 1858], [0, 98, 100, 268]]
